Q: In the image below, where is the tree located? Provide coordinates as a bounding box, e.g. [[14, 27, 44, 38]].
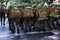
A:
[[30, 0, 35, 4], [46, 0, 54, 4], [22, 0, 31, 3]]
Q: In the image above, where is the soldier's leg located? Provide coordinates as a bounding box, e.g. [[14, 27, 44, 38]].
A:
[[9, 18, 11, 30], [37, 21, 43, 32], [57, 19, 60, 26], [42, 20, 45, 31], [24, 24, 27, 32], [3, 13, 5, 25], [16, 18, 20, 33], [54, 18, 60, 30], [17, 27, 20, 33], [48, 17, 56, 30], [22, 17, 24, 29], [45, 19, 52, 31], [57, 18, 60, 30], [35, 21, 39, 31], [31, 17, 36, 30], [47, 18, 53, 30], [1, 13, 2, 25], [0, 12, 1, 21], [52, 18, 57, 29], [11, 19, 15, 33], [27, 17, 31, 32], [20, 18, 23, 29], [24, 17, 28, 32], [38, 20, 45, 32]]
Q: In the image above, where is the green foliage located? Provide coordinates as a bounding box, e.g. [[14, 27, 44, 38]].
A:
[[45, 0, 53, 5], [30, 0, 35, 4], [22, 0, 31, 4]]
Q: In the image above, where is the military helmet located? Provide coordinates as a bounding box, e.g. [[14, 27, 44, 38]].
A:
[[8, 5, 13, 9], [37, 4, 43, 9], [43, 4, 48, 8], [32, 4, 37, 8], [37, 3, 48, 9]]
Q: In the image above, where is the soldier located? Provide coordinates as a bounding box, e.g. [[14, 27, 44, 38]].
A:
[[49, 4, 60, 31], [23, 6, 33, 32], [0, 4, 5, 25], [10, 7, 21, 33], [7, 5, 13, 31], [50, 4, 59, 30], [31, 4, 38, 30], [17, 6, 24, 29], [36, 4, 49, 32]]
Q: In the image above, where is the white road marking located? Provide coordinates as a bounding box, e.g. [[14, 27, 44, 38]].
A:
[[48, 36, 59, 40], [26, 32, 39, 34], [23, 39, 28, 40], [10, 36, 14, 38], [0, 33, 23, 38], [52, 32, 60, 35], [0, 34, 10, 38], [26, 31, 52, 34]]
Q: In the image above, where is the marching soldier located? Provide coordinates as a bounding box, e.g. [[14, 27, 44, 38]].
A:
[[0, 4, 6, 25], [32, 4, 38, 30], [7, 6, 22, 34], [7, 5, 13, 31], [37, 4, 49, 32], [23, 6, 33, 32], [17, 6, 24, 29], [49, 4, 60, 31]]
